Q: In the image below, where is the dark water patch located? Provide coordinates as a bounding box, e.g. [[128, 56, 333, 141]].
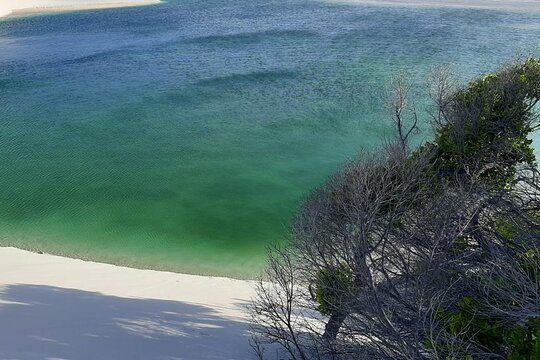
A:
[[194, 69, 300, 87], [185, 29, 319, 47], [57, 47, 137, 66]]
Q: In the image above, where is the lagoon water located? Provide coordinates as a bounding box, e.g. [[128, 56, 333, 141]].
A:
[[0, 0, 539, 277]]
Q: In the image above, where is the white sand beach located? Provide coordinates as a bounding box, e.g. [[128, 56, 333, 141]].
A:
[[0, 247, 257, 360], [0, 0, 161, 18], [327, 0, 540, 12]]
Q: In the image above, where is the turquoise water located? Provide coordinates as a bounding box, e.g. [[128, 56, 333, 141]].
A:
[[0, 0, 539, 277]]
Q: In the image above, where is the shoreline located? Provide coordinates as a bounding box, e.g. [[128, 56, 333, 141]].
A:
[[325, 0, 540, 13], [0, 239, 263, 280], [0, 0, 161, 18], [0, 246, 257, 359]]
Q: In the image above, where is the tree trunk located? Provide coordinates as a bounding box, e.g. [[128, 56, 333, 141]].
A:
[[323, 312, 347, 342]]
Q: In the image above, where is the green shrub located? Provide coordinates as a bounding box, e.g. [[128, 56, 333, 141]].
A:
[[314, 266, 356, 316]]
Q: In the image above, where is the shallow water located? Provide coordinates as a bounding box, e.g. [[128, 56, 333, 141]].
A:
[[0, 0, 539, 277]]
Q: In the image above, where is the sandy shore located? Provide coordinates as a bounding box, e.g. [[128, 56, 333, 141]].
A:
[[0, 0, 161, 18], [0, 247, 257, 360], [327, 0, 540, 12]]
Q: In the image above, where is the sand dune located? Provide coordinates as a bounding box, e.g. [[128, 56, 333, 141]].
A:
[[0, 247, 257, 360], [0, 0, 161, 18]]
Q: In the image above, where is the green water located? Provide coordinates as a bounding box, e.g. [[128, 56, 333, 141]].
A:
[[0, 0, 539, 277]]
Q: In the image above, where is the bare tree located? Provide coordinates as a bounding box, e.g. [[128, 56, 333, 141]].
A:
[[251, 147, 485, 359], [251, 59, 540, 360]]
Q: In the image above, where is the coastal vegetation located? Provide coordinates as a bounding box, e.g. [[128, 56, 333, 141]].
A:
[[251, 58, 540, 359]]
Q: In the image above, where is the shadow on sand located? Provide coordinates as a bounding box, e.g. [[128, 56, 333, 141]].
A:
[[0, 284, 253, 360]]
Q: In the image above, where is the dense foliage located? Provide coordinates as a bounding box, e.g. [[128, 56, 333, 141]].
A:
[[429, 58, 540, 186]]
